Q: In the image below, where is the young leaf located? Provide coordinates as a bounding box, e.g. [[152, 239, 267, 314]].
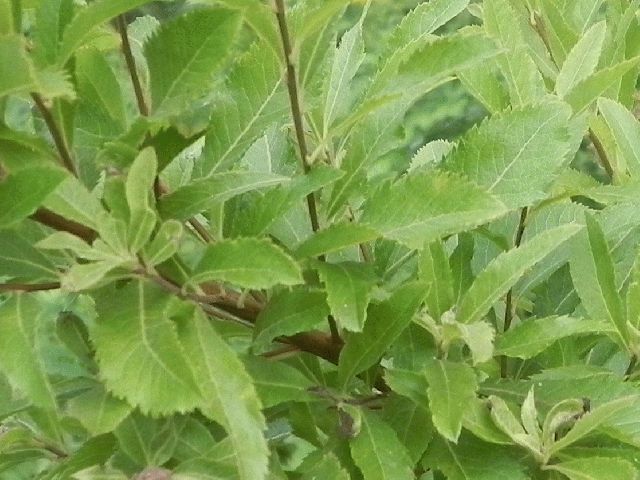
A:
[[91, 281, 202, 416], [419, 240, 454, 320], [545, 457, 636, 480], [496, 316, 613, 359], [555, 21, 607, 97], [316, 261, 376, 332], [338, 282, 427, 388], [570, 214, 629, 344], [360, 171, 507, 249], [43, 176, 106, 230], [191, 238, 302, 289], [159, 171, 289, 220], [598, 97, 640, 178], [143, 220, 183, 266], [125, 147, 156, 212], [253, 288, 329, 353], [350, 410, 414, 480], [0, 295, 57, 410], [57, 0, 156, 65], [444, 101, 573, 209], [457, 224, 582, 324], [424, 359, 478, 442], [178, 308, 268, 480], [145, 9, 241, 116]]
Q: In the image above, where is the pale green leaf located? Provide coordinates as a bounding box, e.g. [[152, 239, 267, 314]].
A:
[[419, 240, 454, 320], [68, 383, 131, 436], [442, 319, 495, 365], [179, 308, 268, 480], [92, 281, 201, 415], [125, 147, 156, 212], [457, 64, 509, 114], [338, 282, 426, 388], [253, 288, 329, 353], [62, 260, 123, 292], [598, 97, 640, 178], [0, 0, 12, 35], [191, 238, 302, 289], [570, 214, 629, 344], [408, 139, 454, 173], [299, 452, 349, 480], [114, 412, 182, 467], [126, 207, 156, 253], [44, 176, 107, 230], [295, 223, 379, 259], [143, 220, 183, 266], [424, 359, 478, 442], [0, 167, 67, 229], [545, 457, 636, 480], [488, 395, 541, 455], [0, 231, 58, 282], [444, 101, 573, 209], [146, 8, 241, 116], [350, 410, 413, 480], [564, 57, 640, 113], [360, 171, 507, 249], [457, 224, 582, 324], [497, 316, 614, 359], [57, 0, 156, 65], [0, 35, 35, 97], [316, 261, 376, 332], [556, 21, 607, 97], [159, 171, 289, 221], [0, 295, 57, 410]]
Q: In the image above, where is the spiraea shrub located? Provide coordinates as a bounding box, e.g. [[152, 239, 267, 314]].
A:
[[2, 0, 640, 478]]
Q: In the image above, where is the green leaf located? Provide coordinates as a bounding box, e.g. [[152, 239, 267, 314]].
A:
[[408, 139, 454, 173], [350, 410, 413, 480], [145, 8, 241, 116], [424, 359, 478, 442], [550, 396, 640, 455], [556, 21, 607, 97], [0, 295, 57, 410], [457, 224, 582, 324], [322, 13, 365, 134], [598, 97, 640, 178], [360, 171, 507, 249], [0, 231, 58, 282], [125, 147, 156, 212], [564, 57, 640, 113], [419, 239, 454, 319], [383, 395, 433, 463], [253, 288, 329, 353], [295, 223, 379, 259], [92, 281, 201, 416], [570, 214, 629, 344], [0, 0, 13, 35], [441, 319, 495, 365], [43, 176, 106, 230], [0, 166, 66, 229], [143, 220, 183, 266], [545, 457, 636, 480], [198, 43, 287, 175], [67, 383, 131, 436], [316, 261, 376, 332], [243, 356, 315, 408], [191, 238, 302, 289], [496, 316, 613, 359], [444, 101, 573, 209], [0, 35, 36, 97], [338, 282, 426, 388], [57, 0, 156, 65], [299, 452, 349, 480], [159, 171, 289, 221], [178, 308, 268, 480]]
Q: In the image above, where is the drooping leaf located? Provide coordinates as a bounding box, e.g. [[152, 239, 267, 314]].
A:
[[338, 282, 426, 388], [191, 238, 302, 289], [253, 288, 329, 353], [316, 261, 376, 332], [444, 101, 573, 209], [91, 281, 202, 416], [178, 307, 268, 480], [360, 171, 506, 249], [350, 410, 413, 480], [145, 8, 241, 116], [556, 21, 607, 97], [570, 214, 629, 344], [496, 316, 613, 359], [159, 171, 289, 220], [457, 224, 582, 324]]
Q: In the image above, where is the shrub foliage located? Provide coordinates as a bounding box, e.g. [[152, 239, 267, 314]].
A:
[[1, 0, 640, 478]]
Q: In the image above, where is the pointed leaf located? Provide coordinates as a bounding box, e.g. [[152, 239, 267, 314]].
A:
[[545, 457, 636, 480], [242, 356, 314, 408], [295, 223, 379, 259], [598, 97, 640, 178], [419, 239, 454, 319], [360, 171, 507, 249], [0, 231, 58, 282], [125, 147, 156, 212], [68, 384, 131, 436], [457, 224, 582, 324], [0, 35, 36, 97], [191, 238, 302, 289]]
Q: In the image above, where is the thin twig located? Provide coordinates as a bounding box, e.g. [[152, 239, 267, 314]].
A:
[[273, 0, 321, 233], [31, 208, 98, 243], [501, 207, 528, 378], [589, 129, 615, 179], [31, 93, 78, 176], [116, 15, 149, 116], [0, 282, 60, 293]]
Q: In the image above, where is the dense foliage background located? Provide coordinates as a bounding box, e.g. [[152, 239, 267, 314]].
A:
[[2, 0, 640, 479]]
